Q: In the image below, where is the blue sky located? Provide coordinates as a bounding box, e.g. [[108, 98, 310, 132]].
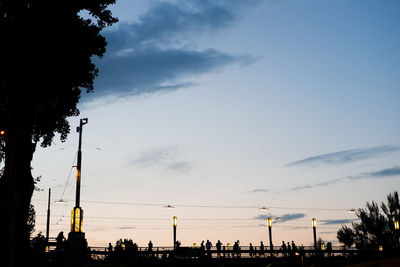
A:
[[30, 0, 399, 247]]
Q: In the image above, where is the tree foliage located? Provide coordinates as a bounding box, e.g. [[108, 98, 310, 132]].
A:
[[0, 1, 117, 266], [337, 191, 400, 251], [0, 0, 118, 147]]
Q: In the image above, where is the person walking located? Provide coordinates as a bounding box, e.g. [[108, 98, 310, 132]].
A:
[[216, 240, 222, 258], [249, 243, 254, 258], [281, 241, 287, 256], [206, 239, 212, 258], [259, 241, 265, 257]]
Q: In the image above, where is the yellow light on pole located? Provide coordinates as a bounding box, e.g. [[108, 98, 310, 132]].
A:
[[312, 218, 317, 250], [173, 216, 177, 250], [379, 245, 383, 251], [0, 130, 4, 135], [395, 220, 399, 230], [312, 218, 317, 228], [267, 217, 272, 227], [71, 207, 83, 232]]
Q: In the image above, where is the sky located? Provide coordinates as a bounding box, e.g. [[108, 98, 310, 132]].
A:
[[29, 0, 399, 248]]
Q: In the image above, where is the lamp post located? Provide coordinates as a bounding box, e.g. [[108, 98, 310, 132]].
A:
[[46, 188, 51, 245], [395, 220, 399, 248], [267, 217, 273, 256], [67, 118, 89, 253], [70, 118, 88, 234], [312, 218, 317, 250], [173, 216, 177, 250]]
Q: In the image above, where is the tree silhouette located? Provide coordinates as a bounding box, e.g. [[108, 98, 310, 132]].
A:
[[0, 1, 117, 266], [337, 191, 400, 252]]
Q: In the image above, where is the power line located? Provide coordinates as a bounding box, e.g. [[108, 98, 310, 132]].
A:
[[58, 153, 77, 201], [48, 199, 351, 211]]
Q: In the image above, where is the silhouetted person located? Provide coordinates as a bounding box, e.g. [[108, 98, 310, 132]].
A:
[[281, 241, 287, 256], [56, 231, 65, 250], [291, 240, 297, 253], [206, 239, 212, 257], [216, 240, 222, 258], [327, 242, 332, 256], [175, 240, 181, 250], [200, 240, 205, 257], [259, 241, 265, 257], [249, 243, 254, 258], [148, 240, 153, 252], [287, 242, 291, 256], [233, 241, 238, 258]]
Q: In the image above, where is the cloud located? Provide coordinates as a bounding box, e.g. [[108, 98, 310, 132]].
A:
[[84, 0, 260, 102], [367, 166, 400, 178], [246, 188, 269, 193], [290, 166, 400, 192], [118, 226, 136, 230], [91, 48, 251, 99], [277, 213, 306, 222], [255, 213, 306, 223], [129, 147, 193, 175], [321, 219, 355, 225], [286, 145, 400, 167]]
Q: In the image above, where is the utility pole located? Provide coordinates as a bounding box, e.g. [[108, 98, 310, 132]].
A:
[[71, 118, 88, 233], [312, 218, 317, 250], [68, 118, 89, 253], [46, 188, 51, 244], [173, 216, 177, 251], [267, 217, 273, 257]]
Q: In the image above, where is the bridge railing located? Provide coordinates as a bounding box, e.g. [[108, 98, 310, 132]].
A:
[[87, 245, 357, 260]]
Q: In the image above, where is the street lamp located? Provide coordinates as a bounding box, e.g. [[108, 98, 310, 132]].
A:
[[68, 119, 88, 251], [312, 218, 317, 250], [267, 217, 273, 256], [70, 118, 87, 234], [173, 216, 177, 250], [395, 220, 399, 248]]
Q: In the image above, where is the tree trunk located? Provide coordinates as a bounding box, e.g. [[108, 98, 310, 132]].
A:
[[0, 123, 35, 267]]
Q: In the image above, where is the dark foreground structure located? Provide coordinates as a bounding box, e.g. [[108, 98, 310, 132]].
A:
[[29, 241, 400, 267]]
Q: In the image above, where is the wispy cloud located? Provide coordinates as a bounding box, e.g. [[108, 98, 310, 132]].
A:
[[321, 219, 356, 225], [245, 188, 269, 193], [290, 166, 400, 191], [85, 0, 260, 102], [366, 166, 400, 178], [286, 145, 400, 167], [129, 147, 193, 175], [118, 226, 136, 230], [255, 213, 306, 223]]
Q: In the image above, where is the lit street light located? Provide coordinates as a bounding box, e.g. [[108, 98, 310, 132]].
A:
[[173, 216, 177, 251], [267, 217, 273, 256], [68, 118, 88, 250], [312, 218, 317, 250]]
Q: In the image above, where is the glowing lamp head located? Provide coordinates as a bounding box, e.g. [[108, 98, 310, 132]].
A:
[[379, 245, 383, 251], [0, 130, 4, 135], [395, 220, 399, 230], [267, 217, 272, 227], [173, 216, 177, 227], [312, 218, 317, 228]]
